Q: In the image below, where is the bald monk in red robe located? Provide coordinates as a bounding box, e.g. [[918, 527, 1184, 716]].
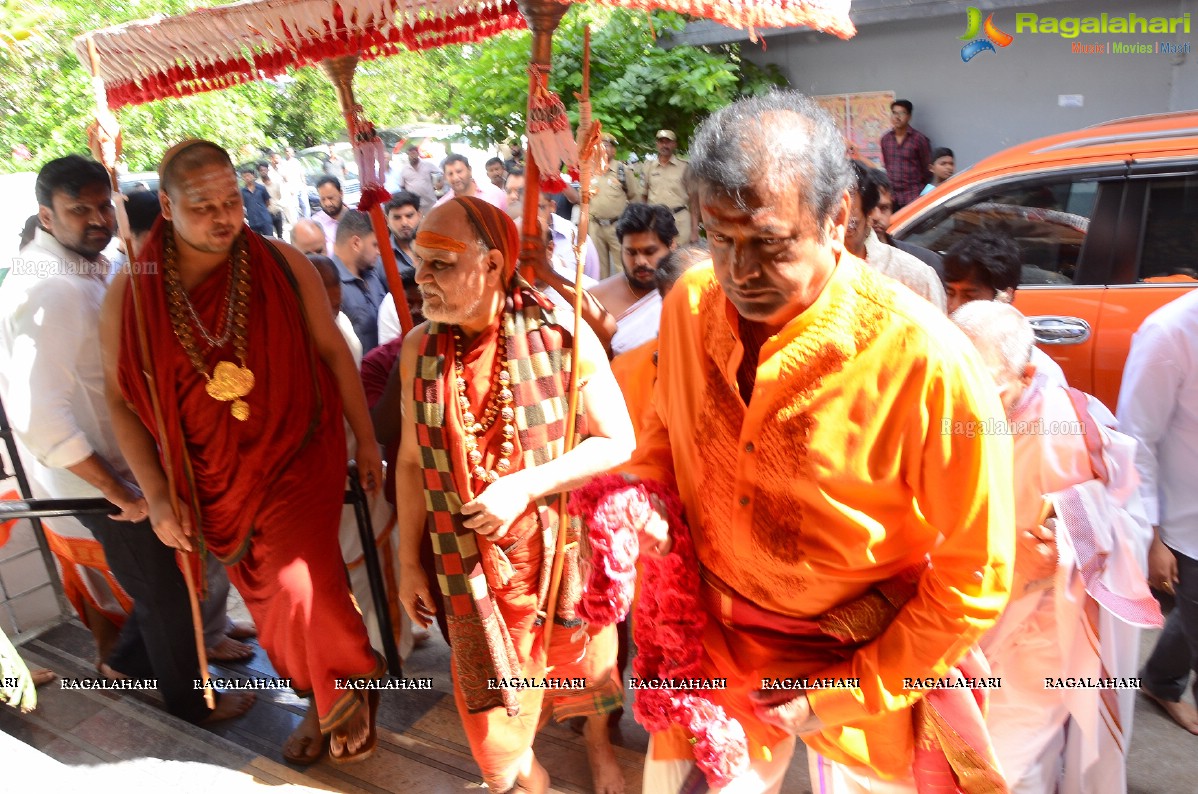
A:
[[100, 140, 384, 765]]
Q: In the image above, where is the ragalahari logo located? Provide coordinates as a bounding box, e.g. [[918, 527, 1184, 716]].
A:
[[960, 7, 1014, 61]]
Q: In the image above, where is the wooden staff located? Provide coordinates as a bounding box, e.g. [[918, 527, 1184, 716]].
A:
[[85, 36, 215, 709], [542, 26, 595, 651]]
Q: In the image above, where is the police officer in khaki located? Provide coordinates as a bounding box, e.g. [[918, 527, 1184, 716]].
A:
[[641, 129, 697, 245], [588, 132, 641, 278]]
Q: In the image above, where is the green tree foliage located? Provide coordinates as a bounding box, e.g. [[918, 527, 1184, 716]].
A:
[[442, 8, 786, 154]]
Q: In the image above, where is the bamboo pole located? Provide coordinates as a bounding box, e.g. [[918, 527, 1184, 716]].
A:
[[86, 36, 214, 710], [321, 56, 413, 335], [537, 20, 591, 653]]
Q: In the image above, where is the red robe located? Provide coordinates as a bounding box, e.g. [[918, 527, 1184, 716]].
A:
[[118, 222, 381, 732]]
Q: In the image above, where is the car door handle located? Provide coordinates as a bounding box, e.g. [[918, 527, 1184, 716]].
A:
[[1027, 316, 1092, 345]]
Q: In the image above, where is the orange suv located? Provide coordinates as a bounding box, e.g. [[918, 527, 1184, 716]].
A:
[[891, 111, 1197, 410]]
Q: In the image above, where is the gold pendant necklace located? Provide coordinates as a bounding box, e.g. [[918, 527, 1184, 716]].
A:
[[163, 223, 255, 421]]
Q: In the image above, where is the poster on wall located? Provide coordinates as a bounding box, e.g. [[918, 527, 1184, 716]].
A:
[[814, 91, 895, 168]]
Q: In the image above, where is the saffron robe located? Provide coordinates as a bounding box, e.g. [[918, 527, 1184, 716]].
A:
[[118, 222, 381, 733], [623, 256, 1015, 781], [413, 289, 621, 788]]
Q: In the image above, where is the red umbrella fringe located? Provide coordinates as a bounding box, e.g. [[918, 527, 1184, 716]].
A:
[[101, 2, 525, 109]]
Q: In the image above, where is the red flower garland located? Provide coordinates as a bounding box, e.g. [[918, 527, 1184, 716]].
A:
[[569, 475, 749, 789]]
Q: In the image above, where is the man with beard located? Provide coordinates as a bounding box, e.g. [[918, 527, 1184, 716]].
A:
[[313, 175, 348, 255], [432, 154, 507, 211], [589, 203, 678, 356], [100, 140, 384, 765], [396, 197, 634, 794], [843, 161, 945, 311], [376, 191, 423, 346], [384, 191, 420, 279], [0, 155, 254, 724], [330, 209, 387, 354]]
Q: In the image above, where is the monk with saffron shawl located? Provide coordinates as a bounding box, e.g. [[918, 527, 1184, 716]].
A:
[[100, 140, 384, 765], [394, 197, 635, 794], [612, 93, 1017, 793]]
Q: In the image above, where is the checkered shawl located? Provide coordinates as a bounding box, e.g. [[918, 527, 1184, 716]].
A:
[[414, 279, 586, 715]]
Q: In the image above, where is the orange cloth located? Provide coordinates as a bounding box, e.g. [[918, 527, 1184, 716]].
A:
[[610, 339, 658, 443], [441, 315, 619, 788], [624, 257, 1015, 779], [452, 513, 620, 787]]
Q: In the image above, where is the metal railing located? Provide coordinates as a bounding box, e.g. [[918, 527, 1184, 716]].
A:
[[0, 394, 401, 676]]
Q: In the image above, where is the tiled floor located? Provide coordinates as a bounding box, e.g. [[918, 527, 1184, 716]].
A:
[[3, 618, 1197, 793]]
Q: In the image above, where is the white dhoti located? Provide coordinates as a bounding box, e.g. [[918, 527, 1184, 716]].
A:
[[610, 289, 663, 356], [339, 490, 413, 660], [982, 382, 1160, 794]]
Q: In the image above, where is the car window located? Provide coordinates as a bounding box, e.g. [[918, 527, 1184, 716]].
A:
[[1138, 174, 1198, 282], [901, 176, 1099, 285]]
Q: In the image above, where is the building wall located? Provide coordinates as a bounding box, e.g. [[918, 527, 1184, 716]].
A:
[[745, 0, 1198, 168]]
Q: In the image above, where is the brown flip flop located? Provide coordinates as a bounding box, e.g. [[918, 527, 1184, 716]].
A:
[[328, 690, 379, 765]]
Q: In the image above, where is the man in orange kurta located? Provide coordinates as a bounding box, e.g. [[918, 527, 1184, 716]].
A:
[[101, 141, 384, 765], [622, 93, 1016, 792], [395, 198, 636, 793]]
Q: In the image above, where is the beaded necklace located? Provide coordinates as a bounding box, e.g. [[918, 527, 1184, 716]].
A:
[[452, 322, 516, 486], [162, 224, 255, 421]]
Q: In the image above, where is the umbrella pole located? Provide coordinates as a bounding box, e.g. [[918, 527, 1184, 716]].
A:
[[516, 0, 568, 286], [322, 56, 413, 335], [516, 0, 570, 649]]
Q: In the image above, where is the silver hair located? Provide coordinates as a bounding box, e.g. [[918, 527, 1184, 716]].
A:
[[688, 90, 850, 237], [951, 301, 1034, 376]]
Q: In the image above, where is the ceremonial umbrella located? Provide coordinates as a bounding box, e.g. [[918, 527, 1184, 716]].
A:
[[74, 0, 854, 773], [75, 0, 853, 333]]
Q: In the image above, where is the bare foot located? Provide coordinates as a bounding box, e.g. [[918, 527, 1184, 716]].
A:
[[583, 714, 626, 794], [201, 690, 256, 724], [97, 662, 128, 681], [329, 691, 377, 763], [514, 752, 549, 794], [282, 705, 325, 764], [206, 635, 255, 662], [1142, 688, 1198, 734], [226, 620, 257, 641], [31, 668, 57, 687]]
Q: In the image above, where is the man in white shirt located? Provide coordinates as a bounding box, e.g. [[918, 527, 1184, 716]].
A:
[[0, 155, 252, 723], [395, 145, 441, 212], [432, 154, 507, 212], [1117, 287, 1198, 734], [278, 146, 308, 224]]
